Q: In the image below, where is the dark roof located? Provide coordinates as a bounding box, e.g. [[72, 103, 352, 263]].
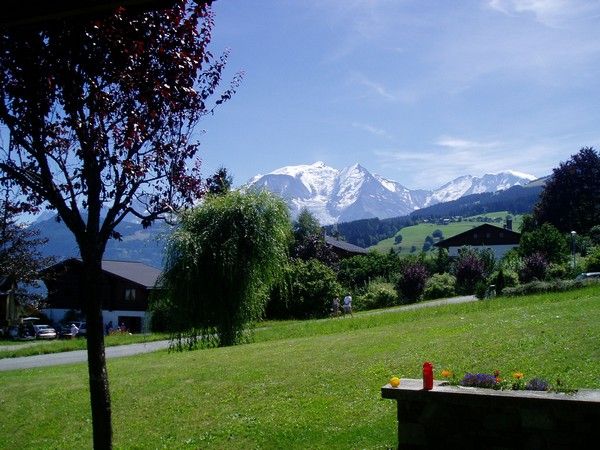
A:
[[325, 235, 368, 254], [100, 260, 162, 288], [434, 224, 521, 248], [43, 258, 162, 288]]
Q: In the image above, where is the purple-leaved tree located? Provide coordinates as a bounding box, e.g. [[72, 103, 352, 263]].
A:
[[0, 1, 240, 447]]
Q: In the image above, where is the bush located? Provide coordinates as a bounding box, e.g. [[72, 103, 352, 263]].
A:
[[149, 297, 171, 332], [396, 262, 428, 303], [489, 268, 519, 294], [433, 247, 451, 274], [337, 252, 399, 289], [355, 279, 398, 311], [267, 259, 342, 319], [500, 249, 522, 273], [454, 248, 486, 295], [589, 225, 600, 246], [575, 235, 593, 257], [519, 252, 548, 283], [423, 273, 456, 300], [585, 246, 600, 272], [475, 281, 489, 300], [547, 263, 569, 280], [502, 279, 597, 297], [519, 223, 568, 264]]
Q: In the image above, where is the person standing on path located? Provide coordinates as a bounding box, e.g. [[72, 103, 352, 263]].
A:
[[343, 294, 353, 317]]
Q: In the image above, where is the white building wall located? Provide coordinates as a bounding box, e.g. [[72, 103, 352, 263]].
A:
[[42, 308, 151, 331], [448, 244, 518, 259]]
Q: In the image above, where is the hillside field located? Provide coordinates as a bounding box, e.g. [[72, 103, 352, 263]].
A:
[[370, 212, 523, 254], [1, 284, 598, 449]]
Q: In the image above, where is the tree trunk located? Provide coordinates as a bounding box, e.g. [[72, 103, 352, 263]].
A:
[[82, 255, 113, 449]]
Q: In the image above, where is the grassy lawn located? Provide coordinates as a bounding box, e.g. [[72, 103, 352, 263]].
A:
[[1, 285, 598, 449], [0, 333, 168, 359], [371, 211, 523, 254]]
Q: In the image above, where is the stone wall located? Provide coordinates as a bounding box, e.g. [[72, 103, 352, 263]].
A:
[[381, 378, 600, 449]]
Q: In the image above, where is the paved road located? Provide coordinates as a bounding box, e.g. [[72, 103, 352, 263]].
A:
[[0, 294, 477, 372], [360, 295, 476, 316], [0, 340, 170, 372]]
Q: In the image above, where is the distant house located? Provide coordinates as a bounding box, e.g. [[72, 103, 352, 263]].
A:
[[325, 235, 368, 258], [434, 224, 521, 259], [41, 259, 162, 333]]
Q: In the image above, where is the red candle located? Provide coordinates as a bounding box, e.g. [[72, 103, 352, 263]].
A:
[[423, 362, 433, 390]]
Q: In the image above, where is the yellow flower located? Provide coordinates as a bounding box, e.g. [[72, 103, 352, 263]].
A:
[[441, 369, 453, 378], [390, 376, 401, 388], [512, 372, 524, 380]]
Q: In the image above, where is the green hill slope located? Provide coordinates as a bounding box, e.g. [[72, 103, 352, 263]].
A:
[[371, 211, 523, 254]]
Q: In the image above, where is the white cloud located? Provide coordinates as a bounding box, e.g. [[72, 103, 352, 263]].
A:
[[351, 122, 392, 139], [436, 137, 501, 150], [487, 0, 599, 26], [370, 135, 590, 188], [350, 73, 419, 103], [357, 76, 397, 101]]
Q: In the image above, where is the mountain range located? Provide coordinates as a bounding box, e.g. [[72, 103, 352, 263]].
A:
[[30, 162, 539, 267], [246, 162, 537, 225]]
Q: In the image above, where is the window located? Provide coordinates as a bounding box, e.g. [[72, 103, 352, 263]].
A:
[[473, 233, 478, 239], [125, 288, 136, 301], [499, 232, 504, 238]]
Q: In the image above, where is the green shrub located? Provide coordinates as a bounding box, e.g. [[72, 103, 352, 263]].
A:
[[518, 223, 568, 264], [423, 273, 456, 300], [489, 268, 519, 294], [547, 263, 569, 280], [502, 279, 598, 297], [267, 259, 342, 319], [355, 279, 398, 311], [590, 225, 600, 246], [585, 246, 600, 272], [337, 252, 399, 289], [500, 249, 522, 274], [475, 281, 489, 300]]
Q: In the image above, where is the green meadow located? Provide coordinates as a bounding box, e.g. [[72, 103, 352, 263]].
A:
[[1, 284, 598, 449]]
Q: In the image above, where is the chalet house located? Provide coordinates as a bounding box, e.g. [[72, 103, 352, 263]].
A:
[[41, 259, 162, 333], [434, 224, 521, 259], [325, 235, 368, 258]]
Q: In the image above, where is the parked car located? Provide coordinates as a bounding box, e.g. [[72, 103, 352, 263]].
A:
[[15, 317, 39, 340], [33, 324, 57, 340], [61, 321, 87, 337], [575, 272, 600, 281]]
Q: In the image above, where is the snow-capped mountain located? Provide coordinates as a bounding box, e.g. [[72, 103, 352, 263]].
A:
[[246, 162, 536, 225]]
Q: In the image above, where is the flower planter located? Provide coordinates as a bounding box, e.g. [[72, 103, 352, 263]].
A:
[[381, 378, 600, 449]]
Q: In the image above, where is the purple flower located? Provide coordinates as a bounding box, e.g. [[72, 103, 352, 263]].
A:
[[525, 377, 549, 391], [460, 373, 497, 388]]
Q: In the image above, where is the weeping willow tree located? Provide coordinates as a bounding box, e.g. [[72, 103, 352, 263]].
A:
[[159, 190, 292, 348]]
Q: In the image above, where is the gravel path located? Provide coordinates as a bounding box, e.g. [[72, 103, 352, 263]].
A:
[[0, 340, 170, 372]]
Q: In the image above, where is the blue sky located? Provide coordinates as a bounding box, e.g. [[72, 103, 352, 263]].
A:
[[198, 0, 600, 189]]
